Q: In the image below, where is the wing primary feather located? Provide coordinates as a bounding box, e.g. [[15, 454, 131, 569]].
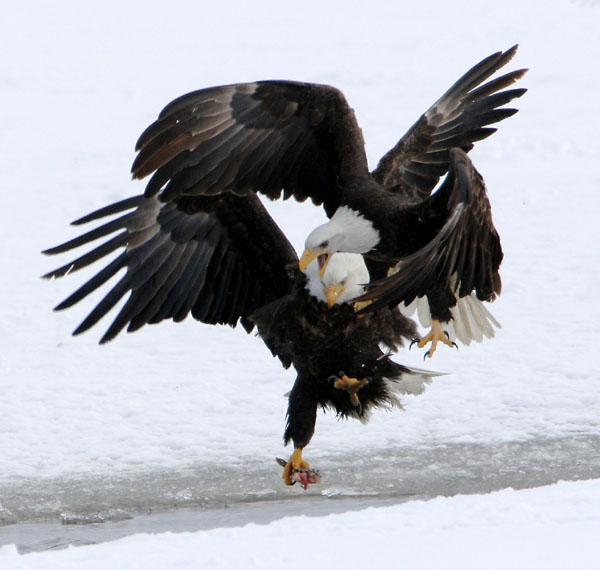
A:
[[127, 242, 192, 329], [197, 248, 234, 322], [42, 232, 128, 279], [155, 85, 239, 122], [429, 127, 497, 150], [136, 101, 232, 152], [42, 214, 133, 255], [133, 116, 238, 180], [147, 240, 202, 323], [171, 241, 215, 322], [467, 72, 528, 102], [220, 261, 245, 324], [143, 122, 249, 197], [72, 273, 132, 337], [71, 196, 144, 226], [53, 253, 127, 311], [438, 45, 519, 105], [126, 235, 176, 289], [99, 239, 178, 343], [189, 242, 229, 322]]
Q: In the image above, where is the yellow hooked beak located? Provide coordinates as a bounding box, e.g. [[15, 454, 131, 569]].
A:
[[325, 284, 345, 308], [299, 249, 318, 273], [299, 250, 331, 279]]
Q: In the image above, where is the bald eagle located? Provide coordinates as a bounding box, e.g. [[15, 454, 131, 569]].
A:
[[126, 45, 526, 357]]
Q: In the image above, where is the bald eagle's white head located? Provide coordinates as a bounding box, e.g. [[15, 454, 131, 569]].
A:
[[299, 206, 380, 278], [305, 252, 369, 307]]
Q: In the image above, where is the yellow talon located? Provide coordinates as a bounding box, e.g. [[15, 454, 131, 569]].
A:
[[282, 447, 310, 486], [333, 375, 370, 395], [416, 320, 456, 358], [353, 299, 373, 313], [332, 375, 370, 412]]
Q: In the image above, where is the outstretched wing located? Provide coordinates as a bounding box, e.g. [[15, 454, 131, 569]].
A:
[[357, 149, 502, 311], [43, 193, 298, 343], [133, 81, 370, 217], [372, 45, 527, 201]]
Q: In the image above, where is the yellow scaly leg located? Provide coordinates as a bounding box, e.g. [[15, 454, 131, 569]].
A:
[[282, 447, 310, 486], [411, 319, 457, 358]]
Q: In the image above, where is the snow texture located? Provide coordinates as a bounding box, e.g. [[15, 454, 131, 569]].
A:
[[2, 479, 599, 569]]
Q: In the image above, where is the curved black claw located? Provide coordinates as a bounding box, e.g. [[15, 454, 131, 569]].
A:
[[423, 350, 431, 361], [328, 371, 346, 385], [409, 338, 420, 351], [443, 331, 459, 350], [355, 379, 372, 416]]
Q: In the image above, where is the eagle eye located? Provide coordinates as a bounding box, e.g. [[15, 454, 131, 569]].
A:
[[319, 240, 329, 249]]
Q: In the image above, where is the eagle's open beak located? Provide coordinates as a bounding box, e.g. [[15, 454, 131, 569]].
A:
[[317, 253, 331, 280], [325, 285, 345, 308], [299, 250, 331, 278], [299, 249, 318, 273]]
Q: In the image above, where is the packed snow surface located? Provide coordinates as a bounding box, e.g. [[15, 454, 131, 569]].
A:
[[1, 0, 599, 565], [2, 480, 599, 569]]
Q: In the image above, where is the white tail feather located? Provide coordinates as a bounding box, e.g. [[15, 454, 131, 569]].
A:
[[385, 366, 448, 399], [400, 297, 432, 327], [456, 294, 478, 343], [452, 295, 501, 345], [399, 297, 418, 318], [417, 297, 432, 328], [400, 294, 501, 346]]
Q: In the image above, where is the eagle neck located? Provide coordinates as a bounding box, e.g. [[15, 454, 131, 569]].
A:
[[329, 204, 380, 254], [338, 181, 396, 255]]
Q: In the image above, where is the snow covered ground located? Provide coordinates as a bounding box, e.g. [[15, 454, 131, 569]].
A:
[[1, 0, 599, 565], [2, 479, 599, 570]]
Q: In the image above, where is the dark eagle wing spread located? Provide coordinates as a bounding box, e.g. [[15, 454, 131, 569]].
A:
[[372, 45, 527, 200], [43, 193, 298, 343], [133, 81, 370, 217], [357, 149, 502, 312]]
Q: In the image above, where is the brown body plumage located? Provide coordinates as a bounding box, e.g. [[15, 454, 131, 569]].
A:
[[251, 269, 418, 448]]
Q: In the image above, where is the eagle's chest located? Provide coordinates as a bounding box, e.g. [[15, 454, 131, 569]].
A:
[[297, 309, 374, 358]]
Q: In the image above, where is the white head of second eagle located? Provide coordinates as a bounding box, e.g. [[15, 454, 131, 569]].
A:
[[304, 251, 370, 307], [299, 206, 380, 278]]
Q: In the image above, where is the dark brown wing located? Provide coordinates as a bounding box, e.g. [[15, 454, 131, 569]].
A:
[[132, 81, 370, 217], [372, 45, 527, 200], [357, 149, 502, 311], [43, 193, 298, 343]]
